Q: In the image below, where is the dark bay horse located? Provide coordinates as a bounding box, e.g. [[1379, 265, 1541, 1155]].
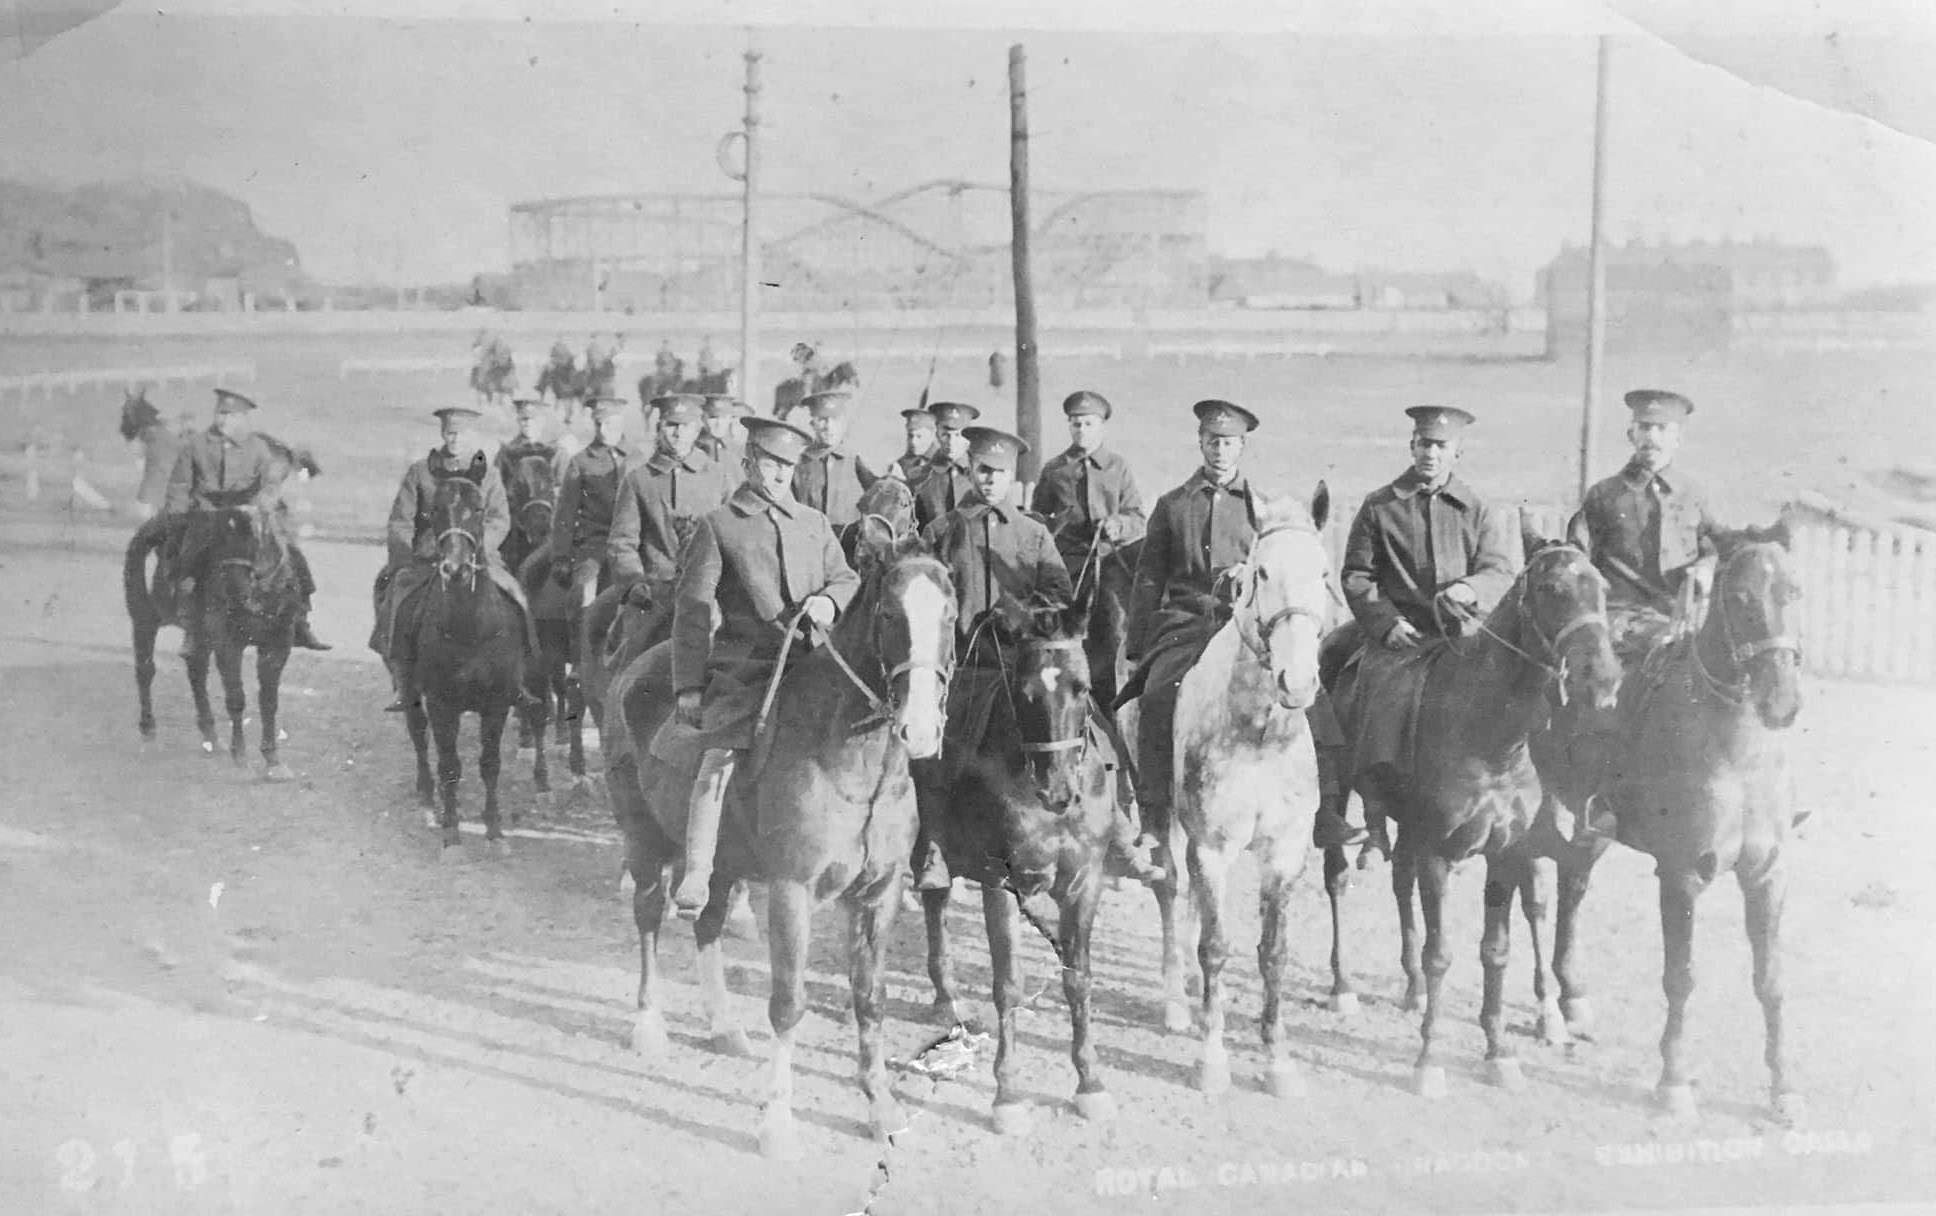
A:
[[470, 339, 516, 409], [1135, 487, 1336, 1097], [1324, 543, 1621, 1097], [405, 476, 535, 848], [500, 452, 567, 753], [918, 577, 1132, 1131], [606, 515, 954, 1158], [514, 540, 593, 789], [1560, 533, 1807, 1123]]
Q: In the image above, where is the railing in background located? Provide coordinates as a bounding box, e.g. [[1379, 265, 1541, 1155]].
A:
[[0, 362, 257, 401], [1784, 493, 1936, 684]]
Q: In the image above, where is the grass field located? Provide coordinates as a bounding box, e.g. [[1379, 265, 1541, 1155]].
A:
[[3, 330, 1933, 540]]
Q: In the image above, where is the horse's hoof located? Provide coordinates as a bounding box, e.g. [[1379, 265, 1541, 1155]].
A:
[[1265, 1060, 1307, 1100], [1399, 989, 1423, 1014], [869, 1099, 911, 1144], [485, 836, 511, 857], [1562, 997, 1595, 1037], [139, 723, 157, 741], [1327, 991, 1360, 1016], [1163, 1000, 1193, 1035], [1196, 1044, 1232, 1096], [1485, 1056, 1526, 1090], [929, 999, 963, 1027], [630, 1009, 670, 1059], [262, 763, 295, 784], [1771, 1091, 1806, 1127], [991, 1101, 1032, 1136], [231, 752, 249, 770], [1411, 1064, 1449, 1099], [1537, 999, 1572, 1046], [422, 808, 440, 830], [200, 740, 216, 757], [1073, 1089, 1117, 1122], [759, 1107, 801, 1161], [276, 728, 289, 743], [1655, 1083, 1698, 1118], [710, 1028, 758, 1059]]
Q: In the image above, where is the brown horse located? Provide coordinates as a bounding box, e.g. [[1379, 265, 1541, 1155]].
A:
[[1559, 532, 1807, 1123], [918, 584, 1130, 1131], [1323, 542, 1622, 1097], [404, 476, 536, 847], [606, 514, 955, 1158]]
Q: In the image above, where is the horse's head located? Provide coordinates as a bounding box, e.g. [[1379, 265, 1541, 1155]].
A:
[[850, 514, 956, 759], [1513, 542, 1622, 712], [1010, 607, 1095, 810], [506, 454, 558, 546], [430, 475, 488, 585], [1222, 484, 1334, 709], [119, 389, 159, 443], [202, 487, 291, 599], [1707, 528, 1803, 729]]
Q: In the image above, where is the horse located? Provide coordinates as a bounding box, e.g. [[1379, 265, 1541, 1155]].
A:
[[1548, 530, 1807, 1123], [605, 513, 955, 1159], [1321, 541, 1622, 1097], [120, 388, 181, 520], [500, 453, 564, 747], [470, 339, 517, 410], [1127, 486, 1338, 1097], [1058, 529, 1142, 715], [404, 475, 536, 847], [538, 355, 585, 426], [514, 540, 594, 791], [917, 577, 1134, 1131]]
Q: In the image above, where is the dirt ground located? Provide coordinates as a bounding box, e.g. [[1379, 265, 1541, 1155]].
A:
[[3, 503, 1935, 1215]]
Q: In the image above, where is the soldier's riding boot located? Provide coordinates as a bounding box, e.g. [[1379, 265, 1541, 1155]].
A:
[[1312, 743, 1370, 851], [292, 603, 332, 651], [675, 748, 738, 918]]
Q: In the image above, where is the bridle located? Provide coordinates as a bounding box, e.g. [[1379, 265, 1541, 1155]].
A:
[[1458, 548, 1610, 696], [1015, 636, 1090, 765], [1693, 547, 1801, 704], [435, 484, 486, 589], [1228, 523, 1329, 666]]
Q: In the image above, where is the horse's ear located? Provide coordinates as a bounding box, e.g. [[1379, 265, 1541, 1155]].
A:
[[1713, 520, 1791, 555], [1521, 514, 1558, 564], [1061, 574, 1097, 641], [1310, 480, 1331, 532], [855, 513, 898, 562]]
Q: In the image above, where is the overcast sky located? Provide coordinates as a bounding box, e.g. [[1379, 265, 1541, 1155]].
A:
[[2, 6, 1932, 298]]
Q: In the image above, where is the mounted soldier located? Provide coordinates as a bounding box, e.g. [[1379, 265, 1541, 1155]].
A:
[[1031, 390, 1145, 596], [494, 398, 565, 571], [911, 400, 979, 531], [494, 397, 564, 488], [791, 389, 881, 528], [583, 333, 620, 400], [667, 416, 862, 916], [607, 394, 735, 632], [370, 405, 533, 710], [887, 406, 938, 490], [163, 388, 330, 655], [549, 396, 640, 650], [1128, 400, 1366, 870], [697, 393, 750, 465], [1323, 405, 1520, 855], [1566, 389, 1726, 663]]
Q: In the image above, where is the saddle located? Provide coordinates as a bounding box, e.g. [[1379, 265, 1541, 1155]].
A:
[[1329, 638, 1451, 791]]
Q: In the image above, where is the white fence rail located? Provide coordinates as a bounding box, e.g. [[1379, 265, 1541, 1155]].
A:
[[0, 362, 256, 401]]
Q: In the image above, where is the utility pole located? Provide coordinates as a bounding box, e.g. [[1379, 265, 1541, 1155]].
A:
[[739, 33, 764, 412], [1008, 44, 1041, 482], [1578, 36, 1613, 502]]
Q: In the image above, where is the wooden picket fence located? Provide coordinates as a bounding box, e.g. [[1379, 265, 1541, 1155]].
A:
[[0, 361, 256, 401], [1783, 494, 1936, 683]]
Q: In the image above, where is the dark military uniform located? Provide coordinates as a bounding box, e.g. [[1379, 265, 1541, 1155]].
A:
[[792, 445, 880, 528], [913, 456, 975, 532], [369, 449, 523, 662], [1338, 469, 1518, 644], [550, 439, 639, 601], [1568, 460, 1721, 661], [164, 426, 282, 580], [1030, 444, 1147, 582], [606, 444, 735, 602], [671, 484, 862, 753]]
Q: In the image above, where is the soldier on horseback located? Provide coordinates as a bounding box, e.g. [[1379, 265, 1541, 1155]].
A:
[[888, 406, 938, 490], [1031, 390, 1146, 604], [371, 406, 531, 710], [912, 401, 979, 531], [549, 397, 639, 642], [607, 394, 735, 625], [792, 390, 881, 528], [1129, 400, 1363, 863], [912, 426, 1163, 891], [164, 388, 330, 654], [1566, 389, 1723, 663], [495, 398, 563, 487], [697, 394, 749, 465], [668, 417, 862, 917]]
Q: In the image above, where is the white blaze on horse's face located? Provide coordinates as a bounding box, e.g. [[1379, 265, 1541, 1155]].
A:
[[895, 574, 950, 759], [1240, 527, 1330, 709]]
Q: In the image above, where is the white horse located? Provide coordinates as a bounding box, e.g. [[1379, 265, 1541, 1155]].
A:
[[1128, 485, 1337, 1097]]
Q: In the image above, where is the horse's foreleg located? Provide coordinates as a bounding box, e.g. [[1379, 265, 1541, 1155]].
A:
[[848, 880, 908, 1144], [429, 702, 463, 847], [1059, 884, 1112, 1119], [1655, 870, 1703, 1116], [629, 842, 674, 1062], [921, 887, 963, 1025], [257, 645, 291, 778], [982, 884, 1030, 1134], [565, 659, 587, 779], [1324, 844, 1358, 1013], [761, 878, 813, 1159], [524, 686, 550, 797], [1554, 847, 1601, 1037], [1412, 850, 1453, 1098], [1520, 853, 1568, 1045], [216, 643, 248, 766], [695, 871, 754, 1058], [1479, 854, 1523, 1089], [1154, 836, 1191, 1034], [133, 620, 159, 739], [1190, 839, 1236, 1096], [186, 647, 216, 753], [404, 694, 434, 809], [1257, 846, 1305, 1099], [1741, 859, 1801, 1123], [479, 706, 508, 844], [1393, 835, 1424, 1011]]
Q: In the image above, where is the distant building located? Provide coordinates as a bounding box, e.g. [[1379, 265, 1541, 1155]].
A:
[[1208, 255, 1359, 309], [1540, 238, 1837, 324], [1356, 270, 1509, 311]]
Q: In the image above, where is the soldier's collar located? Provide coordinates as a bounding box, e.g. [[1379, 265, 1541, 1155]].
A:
[[956, 493, 1015, 523], [1065, 443, 1108, 466], [647, 444, 707, 474], [1393, 468, 1471, 507], [1189, 467, 1249, 496], [806, 443, 850, 461], [728, 481, 797, 518], [588, 439, 629, 456], [1620, 458, 1676, 491]]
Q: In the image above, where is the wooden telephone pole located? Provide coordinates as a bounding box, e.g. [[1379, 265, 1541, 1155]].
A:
[[1578, 36, 1613, 501], [1009, 44, 1042, 482]]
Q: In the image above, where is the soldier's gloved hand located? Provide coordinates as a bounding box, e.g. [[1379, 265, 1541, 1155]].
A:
[[801, 595, 838, 631], [1384, 618, 1424, 651], [1099, 516, 1128, 543], [550, 559, 573, 588], [1438, 582, 1479, 613], [676, 689, 704, 727]]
